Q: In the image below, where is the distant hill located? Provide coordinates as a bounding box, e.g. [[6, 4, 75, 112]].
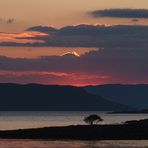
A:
[[0, 83, 130, 111], [85, 84, 148, 109]]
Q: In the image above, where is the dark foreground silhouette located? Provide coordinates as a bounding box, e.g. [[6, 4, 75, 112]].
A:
[[0, 119, 148, 140]]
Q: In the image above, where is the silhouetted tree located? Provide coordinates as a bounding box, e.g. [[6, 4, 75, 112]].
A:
[[84, 114, 103, 125]]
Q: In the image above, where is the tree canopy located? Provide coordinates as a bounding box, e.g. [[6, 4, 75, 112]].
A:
[[84, 114, 103, 125]]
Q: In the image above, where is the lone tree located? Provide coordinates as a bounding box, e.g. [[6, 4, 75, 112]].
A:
[[84, 114, 103, 125]]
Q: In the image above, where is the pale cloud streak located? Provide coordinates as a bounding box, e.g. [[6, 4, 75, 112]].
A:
[[0, 31, 48, 43]]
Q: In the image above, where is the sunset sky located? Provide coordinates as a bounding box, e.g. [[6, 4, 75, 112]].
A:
[[0, 0, 148, 86]]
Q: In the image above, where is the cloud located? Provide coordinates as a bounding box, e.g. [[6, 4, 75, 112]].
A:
[[0, 46, 147, 85], [26, 26, 57, 33], [132, 19, 139, 22], [0, 69, 107, 86], [91, 9, 148, 18], [0, 24, 148, 85], [0, 70, 71, 85], [7, 18, 15, 24], [1, 24, 148, 49], [0, 18, 3, 22], [0, 18, 15, 24], [0, 31, 48, 44]]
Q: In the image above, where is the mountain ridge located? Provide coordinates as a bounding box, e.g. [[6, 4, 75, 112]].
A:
[[0, 83, 131, 111], [85, 84, 148, 109]]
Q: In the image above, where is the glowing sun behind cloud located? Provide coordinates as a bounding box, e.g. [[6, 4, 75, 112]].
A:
[[62, 51, 80, 57]]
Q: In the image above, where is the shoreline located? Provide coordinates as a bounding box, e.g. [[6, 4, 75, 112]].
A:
[[0, 123, 148, 140]]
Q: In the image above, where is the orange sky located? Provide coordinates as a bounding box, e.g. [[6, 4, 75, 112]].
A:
[[0, 0, 148, 85], [0, 47, 96, 58], [1, 0, 148, 32]]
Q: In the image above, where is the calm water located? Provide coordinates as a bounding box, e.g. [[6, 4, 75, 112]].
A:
[[0, 140, 148, 148], [0, 111, 148, 147], [0, 111, 147, 130]]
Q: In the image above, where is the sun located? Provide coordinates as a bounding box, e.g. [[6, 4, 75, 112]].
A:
[[71, 51, 80, 57], [62, 51, 80, 57]]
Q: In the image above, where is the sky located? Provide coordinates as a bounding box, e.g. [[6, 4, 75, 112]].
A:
[[1, 0, 148, 32], [0, 0, 148, 86]]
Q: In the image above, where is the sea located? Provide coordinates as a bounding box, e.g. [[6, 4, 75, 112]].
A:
[[0, 111, 148, 148]]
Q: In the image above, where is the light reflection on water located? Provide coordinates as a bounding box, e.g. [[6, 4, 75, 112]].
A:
[[0, 111, 148, 130], [0, 140, 148, 148]]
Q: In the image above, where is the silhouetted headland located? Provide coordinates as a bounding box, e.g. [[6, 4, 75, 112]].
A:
[[0, 119, 148, 140], [85, 84, 148, 109], [109, 109, 148, 114]]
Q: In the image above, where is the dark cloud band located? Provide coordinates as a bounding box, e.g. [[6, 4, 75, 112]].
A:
[[91, 9, 148, 18], [1, 24, 148, 48], [0, 47, 147, 84], [0, 24, 148, 84]]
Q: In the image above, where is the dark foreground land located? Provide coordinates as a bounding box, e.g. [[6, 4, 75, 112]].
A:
[[0, 119, 148, 140]]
